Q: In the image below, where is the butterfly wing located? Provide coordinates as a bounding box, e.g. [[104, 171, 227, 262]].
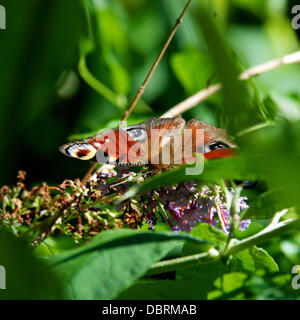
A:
[[59, 117, 235, 165], [146, 117, 185, 165], [59, 117, 185, 165], [117, 116, 186, 166], [59, 128, 125, 164], [185, 120, 237, 160]]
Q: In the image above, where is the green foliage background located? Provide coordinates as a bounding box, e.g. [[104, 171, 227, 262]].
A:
[[0, 0, 300, 300]]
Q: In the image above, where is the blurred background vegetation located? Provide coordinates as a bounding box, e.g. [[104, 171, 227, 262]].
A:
[[1, 0, 300, 299], [0, 0, 299, 186]]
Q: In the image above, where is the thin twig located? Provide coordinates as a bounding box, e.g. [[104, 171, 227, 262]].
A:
[[239, 51, 300, 80], [82, 0, 193, 181], [122, 0, 193, 122], [162, 50, 300, 118], [82, 162, 98, 184]]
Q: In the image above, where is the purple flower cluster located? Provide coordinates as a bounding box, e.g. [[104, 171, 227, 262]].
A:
[[97, 166, 251, 234], [145, 184, 251, 234], [236, 196, 251, 231]]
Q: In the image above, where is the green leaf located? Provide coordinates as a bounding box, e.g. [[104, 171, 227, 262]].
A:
[[180, 223, 227, 259], [117, 277, 245, 300], [235, 246, 279, 273], [171, 49, 214, 94], [271, 92, 300, 122], [176, 225, 229, 297], [0, 230, 63, 299], [129, 7, 165, 55], [243, 189, 293, 219], [239, 120, 300, 213], [189, 223, 227, 248], [48, 229, 206, 299], [247, 273, 300, 300], [182, 223, 278, 275], [108, 60, 131, 96], [207, 272, 248, 300], [34, 235, 78, 257], [198, 4, 269, 135], [190, 223, 278, 273], [176, 260, 230, 298], [78, 53, 127, 110], [97, 8, 128, 58], [119, 155, 258, 202]]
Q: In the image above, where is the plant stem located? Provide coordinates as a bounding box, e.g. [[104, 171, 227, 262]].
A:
[[122, 0, 193, 122], [78, 55, 127, 110], [224, 217, 300, 256], [146, 217, 300, 276], [223, 185, 242, 254], [146, 250, 219, 276]]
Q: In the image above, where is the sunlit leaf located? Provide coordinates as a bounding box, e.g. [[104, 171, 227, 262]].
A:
[[48, 229, 207, 299]]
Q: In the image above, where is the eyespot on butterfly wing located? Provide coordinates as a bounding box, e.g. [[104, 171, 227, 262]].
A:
[[59, 116, 237, 165]]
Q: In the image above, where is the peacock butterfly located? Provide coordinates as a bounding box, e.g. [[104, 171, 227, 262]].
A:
[[59, 116, 237, 169]]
